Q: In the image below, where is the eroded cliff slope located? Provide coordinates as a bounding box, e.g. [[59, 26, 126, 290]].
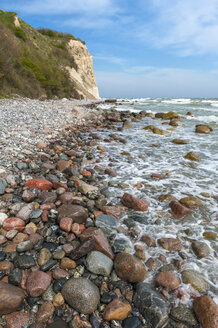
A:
[[0, 10, 99, 99]]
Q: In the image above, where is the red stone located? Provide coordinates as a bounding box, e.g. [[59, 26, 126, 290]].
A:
[[193, 295, 218, 328], [151, 173, 165, 179], [158, 238, 182, 251], [60, 217, 73, 232], [52, 268, 69, 279], [0, 282, 25, 314], [114, 253, 146, 283], [3, 217, 25, 232], [80, 227, 114, 259], [170, 201, 192, 219], [102, 205, 122, 219], [82, 170, 92, 177], [26, 271, 51, 297], [52, 182, 68, 190], [4, 312, 31, 328], [36, 301, 55, 323], [24, 179, 52, 191], [42, 209, 48, 222], [156, 272, 180, 290], [121, 193, 149, 211]]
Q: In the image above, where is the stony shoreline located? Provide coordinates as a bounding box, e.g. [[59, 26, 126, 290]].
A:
[[0, 98, 217, 328]]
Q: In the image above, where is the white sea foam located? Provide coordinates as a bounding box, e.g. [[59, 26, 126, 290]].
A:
[[186, 115, 218, 123], [161, 98, 192, 104]]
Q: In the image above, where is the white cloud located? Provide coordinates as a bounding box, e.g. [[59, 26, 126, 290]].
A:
[[96, 66, 218, 98], [94, 55, 126, 65], [137, 0, 218, 55]]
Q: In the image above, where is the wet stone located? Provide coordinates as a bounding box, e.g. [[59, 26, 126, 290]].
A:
[[27, 270, 52, 297], [57, 204, 88, 223], [95, 214, 117, 237], [4, 311, 31, 328], [38, 248, 52, 266], [181, 270, 209, 292], [191, 241, 210, 258], [53, 278, 67, 293], [62, 277, 100, 314], [159, 264, 177, 272], [8, 268, 22, 286], [112, 237, 133, 253], [123, 317, 143, 328], [193, 295, 218, 328], [114, 253, 146, 283], [16, 240, 34, 252], [170, 305, 198, 327], [41, 259, 57, 271], [41, 242, 57, 252], [134, 282, 170, 328], [14, 254, 35, 269], [86, 251, 113, 276], [0, 251, 6, 261], [29, 209, 43, 219], [47, 319, 68, 328], [69, 237, 94, 260], [0, 282, 26, 315]]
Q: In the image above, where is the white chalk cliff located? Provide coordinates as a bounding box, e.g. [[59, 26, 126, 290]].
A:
[[67, 40, 100, 100]]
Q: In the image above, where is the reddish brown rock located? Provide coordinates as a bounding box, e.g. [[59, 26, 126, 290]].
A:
[[158, 238, 182, 251], [103, 298, 132, 321], [36, 302, 55, 323], [170, 201, 192, 219], [26, 271, 51, 297], [24, 179, 52, 190], [121, 193, 149, 211], [52, 182, 68, 190], [102, 205, 122, 219], [151, 173, 165, 179], [4, 312, 31, 328], [145, 258, 160, 271], [0, 282, 25, 314], [193, 296, 218, 328], [3, 217, 25, 232], [114, 253, 146, 283], [156, 272, 180, 290], [57, 204, 88, 223], [61, 257, 77, 270], [22, 190, 36, 202], [0, 235, 7, 245], [59, 217, 73, 232], [56, 160, 70, 172], [52, 268, 69, 279], [0, 261, 14, 273], [140, 234, 156, 247], [13, 233, 28, 244], [36, 141, 47, 149], [59, 192, 74, 204], [3, 242, 17, 253], [80, 227, 114, 259], [72, 314, 92, 328]]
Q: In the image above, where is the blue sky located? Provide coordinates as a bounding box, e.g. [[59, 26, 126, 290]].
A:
[[1, 0, 218, 98]]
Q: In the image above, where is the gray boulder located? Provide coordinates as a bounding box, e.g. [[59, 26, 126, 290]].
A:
[[134, 282, 169, 328]]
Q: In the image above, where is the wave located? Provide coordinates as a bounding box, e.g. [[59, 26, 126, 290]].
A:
[[161, 98, 192, 104], [187, 115, 218, 123]]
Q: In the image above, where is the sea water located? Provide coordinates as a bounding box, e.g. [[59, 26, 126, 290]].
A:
[[95, 98, 218, 303]]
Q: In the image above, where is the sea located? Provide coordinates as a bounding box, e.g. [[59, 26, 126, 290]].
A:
[[95, 98, 218, 304]]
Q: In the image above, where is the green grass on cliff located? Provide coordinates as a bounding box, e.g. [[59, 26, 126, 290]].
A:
[[0, 10, 82, 99]]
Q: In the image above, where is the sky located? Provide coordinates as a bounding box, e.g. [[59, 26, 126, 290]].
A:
[[1, 0, 218, 98]]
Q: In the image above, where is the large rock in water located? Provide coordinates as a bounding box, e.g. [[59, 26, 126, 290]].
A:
[[191, 241, 210, 258], [57, 204, 88, 223], [170, 201, 192, 218], [121, 193, 149, 211], [195, 124, 213, 134], [62, 278, 100, 314], [0, 281, 25, 314], [114, 253, 146, 282], [181, 270, 209, 292], [193, 295, 218, 328], [134, 282, 170, 328]]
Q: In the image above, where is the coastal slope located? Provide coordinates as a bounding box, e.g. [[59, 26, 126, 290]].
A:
[[0, 10, 99, 100]]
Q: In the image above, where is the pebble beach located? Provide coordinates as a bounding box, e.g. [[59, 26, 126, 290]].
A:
[[0, 97, 217, 328]]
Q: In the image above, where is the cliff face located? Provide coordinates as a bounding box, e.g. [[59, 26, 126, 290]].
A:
[[67, 40, 99, 100], [0, 10, 99, 100]]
